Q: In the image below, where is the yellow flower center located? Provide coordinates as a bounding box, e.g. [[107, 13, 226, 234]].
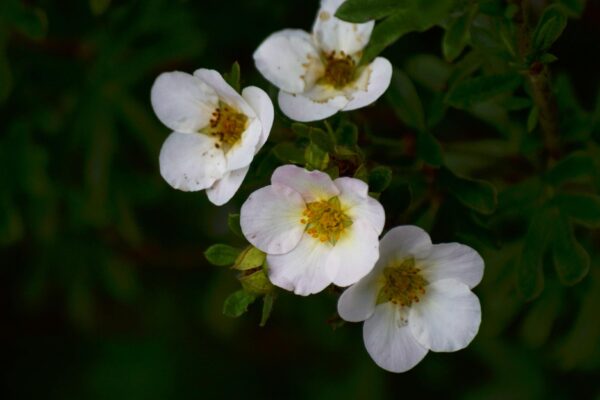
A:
[[377, 258, 428, 307], [300, 196, 352, 245], [206, 101, 248, 150], [321, 51, 356, 89]]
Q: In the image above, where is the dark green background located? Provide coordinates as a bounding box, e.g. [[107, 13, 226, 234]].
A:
[[2, 0, 599, 399]]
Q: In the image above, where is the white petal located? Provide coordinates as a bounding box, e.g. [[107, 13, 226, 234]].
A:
[[267, 234, 338, 296], [343, 57, 393, 111], [253, 29, 325, 94], [409, 279, 481, 352], [312, 0, 374, 56], [240, 184, 306, 255], [242, 86, 274, 152], [159, 132, 226, 191], [363, 303, 428, 373], [337, 273, 380, 322], [271, 164, 339, 202], [151, 71, 218, 133], [205, 166, 250, 206], [420, 243, 484, 289], [278, 88, 348, 122], [330, 218, 380, 287], [193, 69, 256, 118], [377, 226, 433, 269], [225, 118, 262, 170], [335, 177, 385, 235]]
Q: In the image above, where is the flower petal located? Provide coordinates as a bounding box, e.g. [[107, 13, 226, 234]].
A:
[[378, 226, 433, 269], [242, 86, 274, 152], [205, 166, 250, 206], [343, 57, 393, 111], [253, 29, 325, 94], [335, 177, 385, 235], [271, 164, 339, 202], [159, 132, 226, 191], [330, 218, 380, 287], [267, 234, 338, 296], [151, 71, 218, 133], [240, 184, 306, 255], [193, 68, 256, 117], [409, 279, 481, 352], [337, 272, 380, 322], [420, 243, 484, 289], [363, 303, 428, 373], [312, 0, 375, 56], [225, 118, 262, 170], [278, 87, 348, 122]]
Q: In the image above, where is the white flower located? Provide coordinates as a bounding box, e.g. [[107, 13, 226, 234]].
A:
[[253, 0, 392, 122], [240, 165, 385, 295], [151, 69, 274, 205], [338, 226, 484, 373]]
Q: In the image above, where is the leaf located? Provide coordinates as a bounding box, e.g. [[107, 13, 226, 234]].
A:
[[204, 244, 241, 266], [273, 142, 305, 164], [223, 62, 241, 92], [441, 168, 497, 214], [405, 54, 452, 92], [446, 73, 522, 108], [527, 106, 539, 133], [545, 153, 596, 185], [368, 166, 393, 193], [260, 293, 276, 327], [552, 193, 600, 228], [239, 269, 274, 295], [558, 0, 587, 17], [531, 6, 567, 55], [233, 246, 266, 271], [335, 0, 402, 23], [386, 68, 426, 131], [334, 121, 359, 147], [309, 128, 334, 152], [222, 290, 257, 318], [305, 142, 329, 171], [552, 213, 590, 285], [354, 164, 369, 183], [90, 0, 111, 15], [417, 130, 444, 166], [4, 2, 48, 40], [442, 9, 474, 62], [517, 209, 553, 300], [227, 213, 243, 237]]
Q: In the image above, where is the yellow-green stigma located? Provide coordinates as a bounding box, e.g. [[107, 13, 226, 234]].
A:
[[321, 51, 356, 89], [377, 258, 428, 307], [207, 101, 248, 150], [300, 196, 352, 245]]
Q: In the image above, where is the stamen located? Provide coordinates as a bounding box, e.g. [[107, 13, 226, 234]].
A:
[[206, 101, 248, 150], [320, 51, 356, 89], [300, 196, 352, 245], [377, 258, 428, 307]]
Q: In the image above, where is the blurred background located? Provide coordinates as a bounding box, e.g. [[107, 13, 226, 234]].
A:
[[2, 0, 599, 398]]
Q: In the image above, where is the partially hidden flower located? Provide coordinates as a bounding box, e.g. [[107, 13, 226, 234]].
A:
[[253, 0, 392, 122], [151, 69, 274, 205], [240, 165, 385, 295], [338, 226, 484, 373]]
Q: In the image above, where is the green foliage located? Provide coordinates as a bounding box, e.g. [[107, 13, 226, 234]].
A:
[[205, 244, 241, 266], [223, 62, 242, 93], [442, 6, 476, 62], [222, 289, 258, 318], [368, 166, 393, 193], [446, 73, 522, 108], [552, 214, 589, 286], [440, 168, 497, 214], [233, 246, 266, 271], [531, 6, 568, 58], [335, 0, 401, 22], [517, 209, 552, 300], [228, 213, 243, 237], [551, 193, 600, 228]]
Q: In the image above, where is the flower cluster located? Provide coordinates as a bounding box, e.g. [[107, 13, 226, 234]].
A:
[[150, 0, 484, 373]]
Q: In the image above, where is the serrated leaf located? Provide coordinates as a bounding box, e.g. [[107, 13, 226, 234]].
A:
[[273, 142, 305, 164], [552, 213, 590, 285], [368, 166, 393, 193], [228, 213, 243, 237], [204, 244, 241, 266], [552, 193, 600, 228], [517, 209, 553, 300], [222, 290, 257, 318], [223, 62, 241, 92], [260, 292, 276, 327], [446, 73, 522, 108], [441, 168, 497, 214], [335, 0, 402, 23], [532, 6, 567, 54], [386, 68, 426, 131]]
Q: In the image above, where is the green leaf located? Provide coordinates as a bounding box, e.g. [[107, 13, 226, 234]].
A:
[[90, 0, 111, 15], [539, 53, 559, 64], [442, 9, 474, 62], [309, 128, 334, 152], [527, 106, 539, 133], [239, 269, 274, 295], [552, 213, 590, 285], [335, 0, 402, 23], [386, 68, 426, 131], [222, 290, 257, 318], [204, 244, 241, 266], [260, 292, 276, 327], [405, 54, 452, 92], [6, 3, 48, 40], [552, 193, 600, 228], [368, 166, 393, 193], [228, 213, 243, 237], [273, 142, 305, 164], [223, 62, 241, 92], [354, 164, 369, 183], [517, 209, 553, 300], [545, 153, 596, 185], [446, 73, 522, 108], [558, 0, 586, 17], [531, 6, 567, 54], [305, 142, 329, 171], [441, 168, 497, 214], [417, 130, 444, 166], [233, 246, 266, 271], [334, 121, 359, 147]]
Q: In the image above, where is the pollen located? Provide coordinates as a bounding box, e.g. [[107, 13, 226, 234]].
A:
[[377, 258, 428, 307], [206, 101, 248, 150], [300, 196, 352, 245], [320, 51, 356, 89]]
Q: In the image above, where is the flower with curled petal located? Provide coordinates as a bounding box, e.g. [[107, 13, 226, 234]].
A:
[[151, 69, 274, 205], [253, 0, 392, 122]]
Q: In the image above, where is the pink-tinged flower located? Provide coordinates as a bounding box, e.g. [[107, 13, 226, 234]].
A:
[[151, 69, 274, 205], [253, 0, 392, 122], [338, 226, 484, 373], [240, 165, 385, 295]]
